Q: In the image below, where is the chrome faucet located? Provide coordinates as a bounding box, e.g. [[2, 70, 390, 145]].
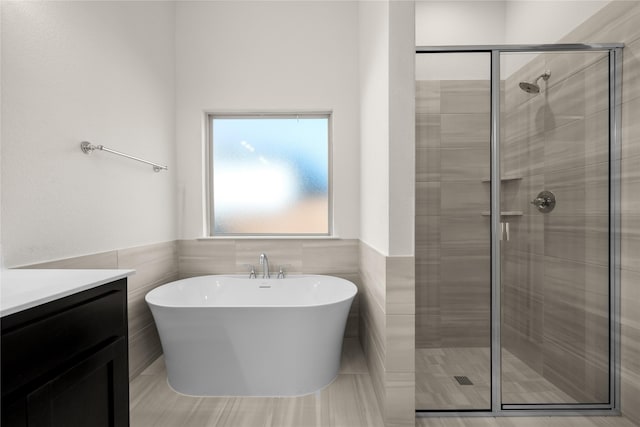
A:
[[259, 253, 270, 279]]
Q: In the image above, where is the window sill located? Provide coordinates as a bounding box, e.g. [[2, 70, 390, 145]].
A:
[[197, 235, 341, 241]]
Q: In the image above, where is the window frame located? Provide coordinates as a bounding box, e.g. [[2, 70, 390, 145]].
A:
[[205, 112, 333, 237]]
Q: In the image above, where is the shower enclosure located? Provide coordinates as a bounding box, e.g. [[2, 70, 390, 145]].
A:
[[415, 44, 622, 415]]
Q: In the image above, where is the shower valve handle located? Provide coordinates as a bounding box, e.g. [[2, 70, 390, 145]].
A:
[[530, 197, 550, 208], [530, 190, 556, 213]]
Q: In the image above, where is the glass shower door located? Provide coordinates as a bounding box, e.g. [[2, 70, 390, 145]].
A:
[[499, 49, 612, 406], [415, 52, 492, 411]]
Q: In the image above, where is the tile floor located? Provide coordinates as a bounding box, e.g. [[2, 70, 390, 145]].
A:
[[129, 338, 384, 427], [416, 348, 577, 410], [416, 416, 638, 427], [130, 339, 637, 427]]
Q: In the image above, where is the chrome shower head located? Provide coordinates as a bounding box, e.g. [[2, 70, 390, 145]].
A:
[[519, 70, 551, 94]]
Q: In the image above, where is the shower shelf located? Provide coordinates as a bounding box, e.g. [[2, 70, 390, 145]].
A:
[[481, 211, 523, 216], [481, 175, 523, 183]]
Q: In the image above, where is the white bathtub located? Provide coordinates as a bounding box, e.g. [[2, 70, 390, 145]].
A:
[[145, 274, 357, 397]]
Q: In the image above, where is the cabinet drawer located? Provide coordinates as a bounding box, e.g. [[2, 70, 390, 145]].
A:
[[1, 282, 126, 396]]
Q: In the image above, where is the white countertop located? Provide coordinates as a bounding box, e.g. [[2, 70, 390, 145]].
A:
[[0, 269, 135, 318]]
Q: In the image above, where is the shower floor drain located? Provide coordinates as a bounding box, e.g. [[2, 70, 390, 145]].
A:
[[454, 376, 474, 386]]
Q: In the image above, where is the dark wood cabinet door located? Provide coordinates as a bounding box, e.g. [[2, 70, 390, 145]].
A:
[[25, 338, 129, 427]]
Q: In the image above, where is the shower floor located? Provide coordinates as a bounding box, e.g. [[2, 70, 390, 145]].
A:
[[416, 347, 576, 410]]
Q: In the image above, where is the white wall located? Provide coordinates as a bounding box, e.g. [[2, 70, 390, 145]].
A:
[[415, 1, 504, 80], [1, 1, 177, 267], [359, 0, 415, 256], [416, 0, 611, 79], [359, 0, 390, 254], [388, 1, 415, 256], [175, 1, 360, 240], [504, 1, 610, 44]]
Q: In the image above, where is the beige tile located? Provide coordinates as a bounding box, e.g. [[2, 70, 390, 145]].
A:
[[621, 153, 640, 216], [560, 0, 639, 48], [386, 256, 415, 315], [416, 113, 441, 149], [270, 394, 317, 427], [339, 338, 368, 375], [440, 214, 490, 244], [359, 241, 386, 312], [440, 182, 490, 216], [26, 250, 118, 269], [361, 285, 386, 358], [130, 372, 182, 426], [122, 252, 178, 295], [178, 239, 236, 277], [416, 308, 441, 349], [130, 337, 384, 426], [622, 35, 640, 105], [441, 148, 490, 182], [384, 371, 415, 426], [503, 87, 546, 141], [234, 239, 304, 274], [544, 215, 609, 266], [177, 239, 235, 258], [584, 56, 611, 116], [320, 374, 384, 427], [416, 347, 492, 411], [215, 397, 275, 427], [441, 114, 491, 149], [416, 80, 441, 115], [415, 215, 440, 261], [416, 181, 440, 216], [465, 415, 634, 427], [360, 311, 386, 413], [417, 148, 441, 182], [544, 70, 586, 130], [117, 241, 176, 270], [622, 95, 640, 160], [502, 133, 545, 178], [544, 120, 587, 172], [127, 293, 158, 340], [545, 52, 608, 112], [544, 163, 609, 216], [301, 239, 358, 274], [386, 315, 415, 372], [178, 257, 236, 277], [440, 81, 490, 114], [621, 317, 640, 424], [129, 322, 162, 380]]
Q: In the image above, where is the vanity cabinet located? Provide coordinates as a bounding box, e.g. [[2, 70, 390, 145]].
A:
[[1, 278, 129, 427]]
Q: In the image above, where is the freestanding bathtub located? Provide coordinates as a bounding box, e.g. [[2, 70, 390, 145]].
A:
[[145, 274, 357, 397]]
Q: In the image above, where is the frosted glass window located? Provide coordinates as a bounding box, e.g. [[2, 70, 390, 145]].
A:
[[210, 114, 330, 235]]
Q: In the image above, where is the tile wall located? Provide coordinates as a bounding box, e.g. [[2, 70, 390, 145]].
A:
[[415, 79, 492, 350], [28, 241, 179, 379], [501, 49, 610, 403], [359, 241, 415, 426], [415, 2, 640, 421], [558, 1, 640, 423]]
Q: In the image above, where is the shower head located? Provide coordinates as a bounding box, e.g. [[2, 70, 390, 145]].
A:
[[519, 70, 551, 94]]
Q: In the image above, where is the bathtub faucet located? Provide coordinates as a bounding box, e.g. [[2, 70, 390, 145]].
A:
[[259, 253, 270, 279]]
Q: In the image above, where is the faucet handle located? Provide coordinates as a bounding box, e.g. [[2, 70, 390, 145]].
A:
[[243, 264, 256, 279], [277, 264, 292, 279]]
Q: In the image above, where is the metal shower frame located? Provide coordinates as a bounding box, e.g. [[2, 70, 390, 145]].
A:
[[415, 43, 624, 418]]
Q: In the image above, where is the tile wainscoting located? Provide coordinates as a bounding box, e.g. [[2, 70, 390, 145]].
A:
[[27, 241, 179, 380], [359, 241, 415, 427], [25, 239, 363, 379], [177, 238, 361, 339], [28, 238, 416, 426]]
